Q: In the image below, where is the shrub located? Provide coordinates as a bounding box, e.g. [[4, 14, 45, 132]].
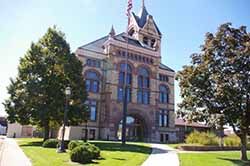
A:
[[68, 141, 83, 150], [42, 139, 59, 148], [186, 131, 219, 146], [224, 135, 241, 147], [70, 143, 100, 163], [88, 144, 100, 159], [68, 141, 92, 151]]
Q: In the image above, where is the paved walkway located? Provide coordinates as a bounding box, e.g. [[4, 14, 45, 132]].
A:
[[0, 138, 32, 166], [142, 144, 179, 166]]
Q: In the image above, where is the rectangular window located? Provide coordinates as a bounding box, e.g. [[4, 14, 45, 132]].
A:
[[143, 91, 150, 104], [159, 109, 168, 127], [135, 55, 138, 60], [97, 61, 101, 68], [159, 113, 162, 127], [160, 93, 167, 103], [85, 99, 97, 122], [139, 56, 142, 61], [118, 87, 131, 102], [90, 106, 96, 121], [143, 78, 149, 88], [137, 90, 143, 103], [164, 114, 168, 127], [119, 73, 124, 85], [160, 134, 164, 142], [92, 81, 99, 93], [86, 80, 91, 92], [118, 88, 123, 101], [159, 74, 168, 82], [89, 129, 96, 140], [165, 134, 169, 142], [138, 76, 143, 87], [127, 74, 132, 85], [86, 59, 101, 68]]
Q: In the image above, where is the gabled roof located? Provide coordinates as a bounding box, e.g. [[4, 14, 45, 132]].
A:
[[131, 7, 161, 35]]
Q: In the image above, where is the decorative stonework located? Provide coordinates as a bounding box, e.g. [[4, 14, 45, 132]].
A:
[[65, 3, 178, 143]]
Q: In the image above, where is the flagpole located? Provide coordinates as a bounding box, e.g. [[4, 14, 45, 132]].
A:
[[121, 0, 132, 145]]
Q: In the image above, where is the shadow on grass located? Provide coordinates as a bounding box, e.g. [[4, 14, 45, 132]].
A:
[[91, 141, 152, 155], [112, 157, 126, 161], [19, 141, 43, 147], [218, 157, 250, 166]]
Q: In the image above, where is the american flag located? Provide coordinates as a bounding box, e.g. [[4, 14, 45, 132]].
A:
[[126, 0, 133, 16]]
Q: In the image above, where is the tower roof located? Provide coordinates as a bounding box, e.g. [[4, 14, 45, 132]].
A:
[[109, 25, 116, 37], [131, 6, 161, 35]]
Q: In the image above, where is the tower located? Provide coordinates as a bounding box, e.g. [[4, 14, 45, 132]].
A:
[[128, 0, 162, 51]]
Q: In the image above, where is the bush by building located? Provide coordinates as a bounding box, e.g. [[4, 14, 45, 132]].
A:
[[224, 135, 241, 147], [186, 131, 219, 146]]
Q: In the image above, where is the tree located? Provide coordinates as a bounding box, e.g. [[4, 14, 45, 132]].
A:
[[176, 23, 250, 161], [3, 27, 88, 141]]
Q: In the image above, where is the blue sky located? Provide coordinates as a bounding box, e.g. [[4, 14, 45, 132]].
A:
[[0, 0, 249, 116]]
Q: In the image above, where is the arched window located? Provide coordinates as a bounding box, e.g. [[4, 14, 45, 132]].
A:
[[128, 28, 135, 37], [137, 67, 150, 104], [159, 85, 169, 103], [85, 71, 99, 93], [118, 63, 132, 102]]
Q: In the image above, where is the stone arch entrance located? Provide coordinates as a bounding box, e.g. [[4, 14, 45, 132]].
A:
[[116, 113, 148, 142]]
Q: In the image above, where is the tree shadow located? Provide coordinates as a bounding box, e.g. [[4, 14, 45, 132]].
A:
[[112, 157, 126, 161], [91, 141, 152, 155], [218, 157, 250, 166], [19, 141, 43, 147]]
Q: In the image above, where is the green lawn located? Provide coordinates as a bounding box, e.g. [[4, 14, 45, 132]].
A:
[[167, 144, 250, 166], [17, 138, 151, 166], [179, 152, 250, 166]]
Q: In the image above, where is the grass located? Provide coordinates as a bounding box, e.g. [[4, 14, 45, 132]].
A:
[[17, 138, 151, 166], [179, 152, 250, 166]]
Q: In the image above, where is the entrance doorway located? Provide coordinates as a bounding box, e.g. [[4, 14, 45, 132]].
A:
[[117, 116, 144, 141]]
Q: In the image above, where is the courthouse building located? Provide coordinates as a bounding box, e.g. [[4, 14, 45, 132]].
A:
[[64, 2, 178, 143]]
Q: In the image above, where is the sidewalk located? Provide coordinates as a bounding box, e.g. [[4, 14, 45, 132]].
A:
[[0, 138, 32, 166], [142, 143, 179, 166]]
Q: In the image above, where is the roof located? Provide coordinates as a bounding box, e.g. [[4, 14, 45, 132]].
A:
[[131, 7, 161, 35], [79, 34, 174, 72], [79, 33, 153, 53], [159, 63, 175, 72], [175, 119, 210, 128], [78, 35, 109, 53]]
